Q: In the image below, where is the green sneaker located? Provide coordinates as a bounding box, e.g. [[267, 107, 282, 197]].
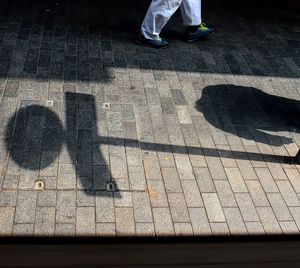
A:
[[184, 22, 215, 43]]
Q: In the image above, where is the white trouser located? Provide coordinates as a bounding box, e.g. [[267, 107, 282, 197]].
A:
[[141, 0, 202, 40]]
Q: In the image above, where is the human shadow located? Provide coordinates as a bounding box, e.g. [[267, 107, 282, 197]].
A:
[[196, 84, 300, 147]]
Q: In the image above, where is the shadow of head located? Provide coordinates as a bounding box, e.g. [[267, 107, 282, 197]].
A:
[[196, 84, 300, 146]]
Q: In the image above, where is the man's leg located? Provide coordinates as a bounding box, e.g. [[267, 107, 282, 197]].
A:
[[180, 0, 214, 42], [141, 0, 183, 40], [180, 0, 202, 27]]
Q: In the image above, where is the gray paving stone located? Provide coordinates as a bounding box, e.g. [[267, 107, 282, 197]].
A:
[[2, 175, 19, 190], [284, 168, 300, 193], [188, 208, 211, 235], [210, 223, 230, 235], [96, 223, 116, 236], [276, 181, 300, 206], [13, 224, 34, 236], [174, 154, 195, 180], [255, 168, 279, 193], [15, 191, 37, 224], [245, 222, 265, 234], [224, 208, 247, 234], [37, 190, 56, 207], [143, 153, 162, 180], [0, 207, 15, 235], [168, 193, 190, 223], [0, 190, 17, 206], [174, 223, 193, 236], [128, 165, 146, 191], [114, 192, 132, 207], [56, 191, 76, 223], [76, 190, 95, 207], [181, 180, 203, 207], [267, 193, 293, 221], [147, 180, 168, 207], [136, 223, 155, 236], [194, 167, 216, 193], [236, 159, 259, 180], [96, 192, 115, 223], [57, 164, 76, 189], [257, 207, 282, 234], [55, 223, 75, 236], [279, 221, 299, 234], [76, 207, 96, 235], [235, 193, 259, 222], [289, 207, 300, 230], [34, 207, 55, 236], [202, 193, 226, 222], [214, 180, 237, 207], [132, 192, 153, 223], [245, 180, 269, 207], [161, 167, 182, 193], [225, 168, 248, 193], [115, 207, 135, 235], [153, 207, 174, 235]]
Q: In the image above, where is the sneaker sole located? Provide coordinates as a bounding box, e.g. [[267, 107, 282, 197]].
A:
[[184, 31, 214, 43], [135, 38, 168, 49]]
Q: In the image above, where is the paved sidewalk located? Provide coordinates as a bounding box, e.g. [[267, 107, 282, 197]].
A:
[[0, 0, 300, 236]]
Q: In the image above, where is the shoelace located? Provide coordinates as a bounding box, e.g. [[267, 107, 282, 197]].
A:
[[155, 35, 162, 41]]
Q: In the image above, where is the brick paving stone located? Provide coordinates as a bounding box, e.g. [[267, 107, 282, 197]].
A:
[[96, 223, 116, 236], [96, 192, 115, 223], [110, 153, 128, 179], [225, 167, 248, 193], [15, 191, 37, 224], [255, 168, 279, 193], [76, 190, 95, 207], [161, 167, 182, 193], [245, 180, 269, 207], [236, 159, 259, 181], [289, 207, 300, 230], [214, 180, 237, 207], [174, 154, 195, 180], [153, 207, 174, 235], [202, 193, 226, 222], [37, 190, 56, 207], [132, 192, 153, 223], [279, 221, 299, 234], [128, 165, 146, 191], [136, 223, 155, 236], [257, 207, 282, 234], [0, 207, 15, 235], [276, 181, 300, 206], [267, 164, 288, 181], [114, 192, 132, 207], [143, 153, 163, 180], [55, 224, 76, 236], [57, 164, 76, 189], [210, 223, 230, 235], [34, 207, 55, 236], [2, 175, 19, 190], [194, 167, 216, 193], [224, 208, 247, 234], [168, 193, 190, 223], [181, 180, 203, 207], [188, 208, 211, 235], [76, 207, 96, 235], [245, 222, 265, 235], [0, 190, 17, 206], [217, 144, 237, 168], [115, 207, 135, 235], [284, 168, 300, 193], [267, 193, 293, 221], [205, 156, 228, 180], [235, 193, 259, 222], [147, 180, 168, 207], [13, 224, 34, 236], [19, 167, 39, 189], [56, 191, 76, 223], [174, 223, 193, 236]]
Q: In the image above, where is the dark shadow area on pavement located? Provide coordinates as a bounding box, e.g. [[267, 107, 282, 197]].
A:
[[0, 0, 299, 82]]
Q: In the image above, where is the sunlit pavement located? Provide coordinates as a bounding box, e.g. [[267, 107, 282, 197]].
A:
[[0, 0, 300, 236]]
